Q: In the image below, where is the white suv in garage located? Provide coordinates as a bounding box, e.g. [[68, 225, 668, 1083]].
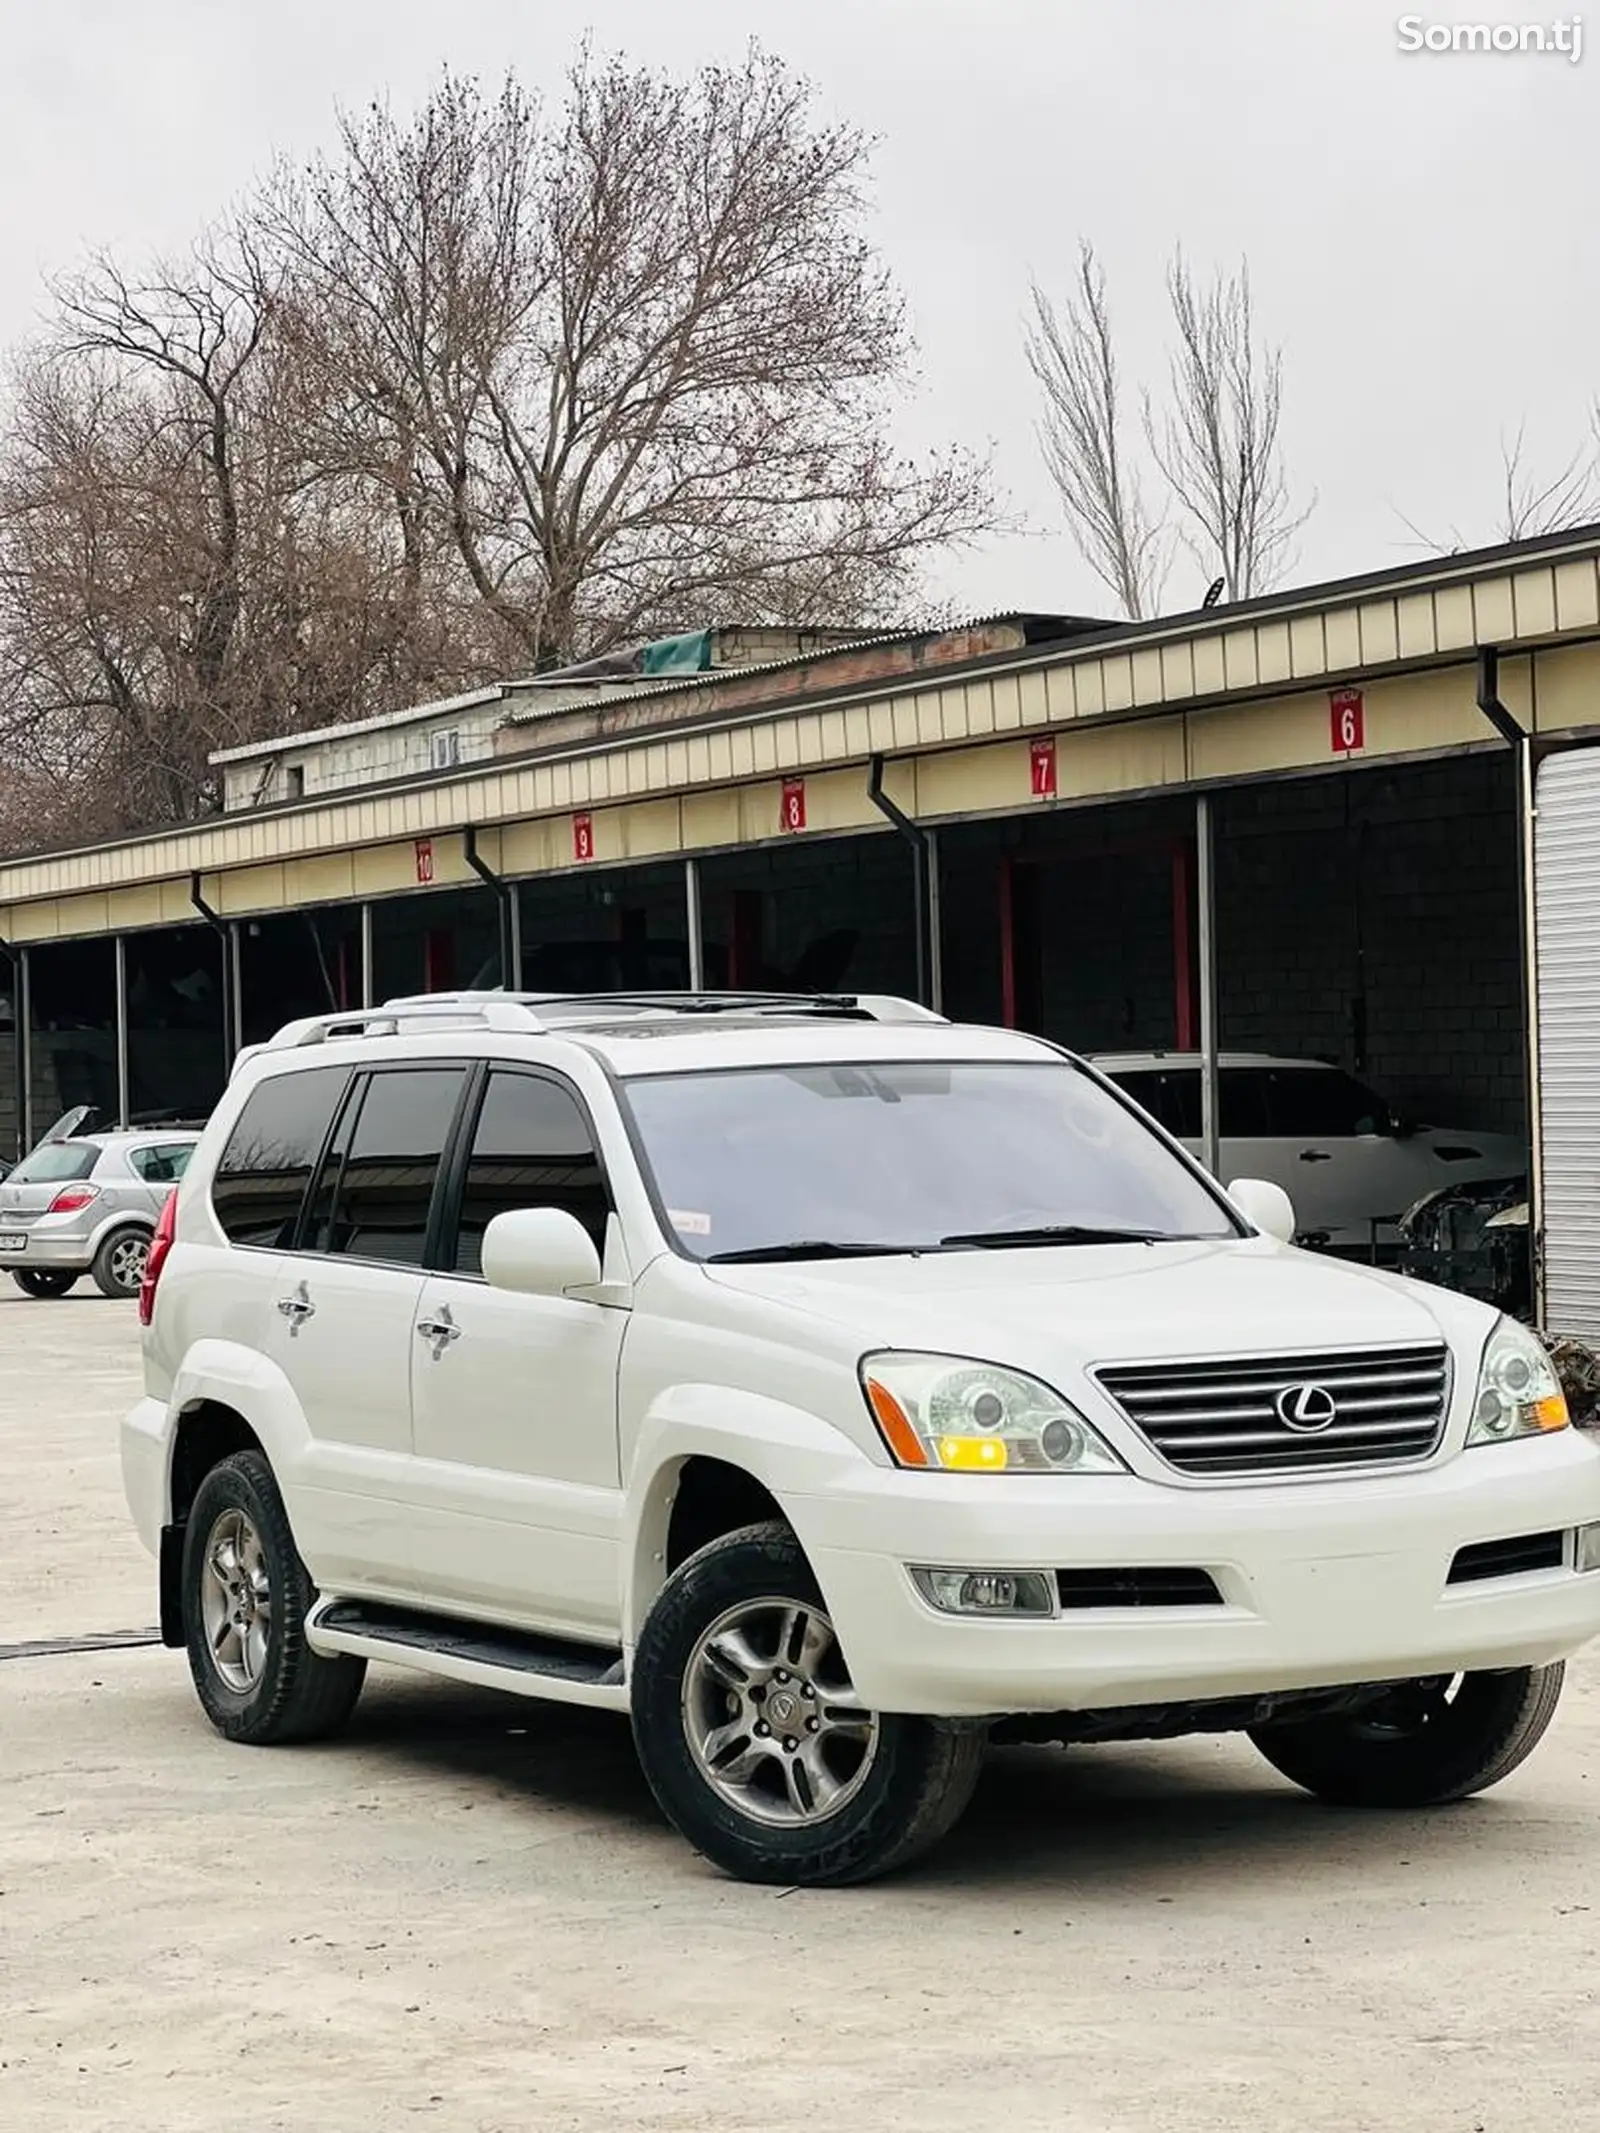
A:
[[122, 993, 1600, 1885], [1093, 1052, 1524, 1254]]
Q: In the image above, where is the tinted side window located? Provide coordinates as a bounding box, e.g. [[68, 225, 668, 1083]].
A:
[[131, 1142, 194, 1185], [1220, 1069, 1272, 1138], [452, 1072, 610, 1276], [1114, 1070, 1200, 1138], [321, 1069, 466, 1267], [1265, 1069, 1392, 1139], [212, 1069, 349, 1249]]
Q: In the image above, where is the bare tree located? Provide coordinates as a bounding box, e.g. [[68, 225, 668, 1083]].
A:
[[0, 49, 995, 854], [1026, 244, 1166, 619], [1148, 254, 1310, 602], [1028, 247, 1309, 612], [1496, 422, 1600, 540], [1393, 419, 1600, 556], [259, 51, 994, 669], [0, 231, 503, 846]]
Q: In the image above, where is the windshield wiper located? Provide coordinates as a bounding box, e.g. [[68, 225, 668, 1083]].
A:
[[938, 1224, 1184, 1250], [704, 1239, 931, 1265]]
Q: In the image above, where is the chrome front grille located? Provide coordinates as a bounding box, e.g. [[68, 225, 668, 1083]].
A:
[[1096, 1345, 1450, 1477]]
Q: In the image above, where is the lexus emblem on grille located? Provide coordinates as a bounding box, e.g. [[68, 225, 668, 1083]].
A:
[[1275, 1382, 1338, 1433]]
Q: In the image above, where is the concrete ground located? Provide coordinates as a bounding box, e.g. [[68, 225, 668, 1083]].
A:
[[4, 1290, 1600, 2133]]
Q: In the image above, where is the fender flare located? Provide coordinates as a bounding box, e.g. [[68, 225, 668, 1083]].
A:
[[163, 1337, 315, 1517], [622, 1383, 878, 1646]]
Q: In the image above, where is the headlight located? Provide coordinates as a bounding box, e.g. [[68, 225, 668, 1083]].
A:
[[861, 1353, 1125, 1474], [1467, 1319, 1569, 1446]]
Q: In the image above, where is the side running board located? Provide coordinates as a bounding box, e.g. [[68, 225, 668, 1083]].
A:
[[310, 1599, 628, 1710]]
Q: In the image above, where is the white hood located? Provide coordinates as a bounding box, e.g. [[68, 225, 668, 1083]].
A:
[[704, 1235, 1495, 1383]]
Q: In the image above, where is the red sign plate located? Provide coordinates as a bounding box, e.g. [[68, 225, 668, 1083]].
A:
[[572, 813, 595, 863], [1030, 736, 1058, 798], [414, 837, 434, 885], [1330, 688, 1365, 755], [780, 777, 806, 833]]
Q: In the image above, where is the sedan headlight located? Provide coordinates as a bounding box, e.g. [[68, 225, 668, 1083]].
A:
[[861, 1353, 1125, 1474], [1467, 1319, 1569, 1446]]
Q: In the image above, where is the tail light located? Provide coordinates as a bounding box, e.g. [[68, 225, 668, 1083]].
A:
[[138, 1189, 178, 1327], [48, 1183, 101, 1215]]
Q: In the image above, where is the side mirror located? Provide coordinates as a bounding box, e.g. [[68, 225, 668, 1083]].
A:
[[1227, 1177, 1297, 1244], [482, 1207, 603, 1298]]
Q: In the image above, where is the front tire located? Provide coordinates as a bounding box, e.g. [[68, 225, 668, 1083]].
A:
[[13, 1269, 77, 1298], [182, 1450, 366, 1745], [1250, 1665, 1564, 1807], [91, 1227, 149, 1299], [631, 1521, 985, 1886]]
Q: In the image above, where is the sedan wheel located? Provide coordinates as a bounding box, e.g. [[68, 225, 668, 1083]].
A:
[[92, 1229, 149, 1299], [13, 1269, 78, 1299]]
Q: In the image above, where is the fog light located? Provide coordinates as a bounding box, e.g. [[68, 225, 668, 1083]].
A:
[[1576, 1525, 1600, 1574], [911, 1567, 1056, 1616]]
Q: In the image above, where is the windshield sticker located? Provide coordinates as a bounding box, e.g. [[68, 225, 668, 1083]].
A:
[[668, 1209, 713, 1237]]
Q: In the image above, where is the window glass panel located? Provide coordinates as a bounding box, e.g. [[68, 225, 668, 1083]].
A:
[[322, 1069, 465, 1266], [453, 1072, 609, 1276], [1262, 1069, 1393, 1139], [1113, 1070, 1201, 1138], [9, 1141, 99, 1185], [1220, 1069, 1273, 1138], [131, 1143, 194, 1184], [211, 1068, 348, 1249], [623, 1059, 1234, 1263]]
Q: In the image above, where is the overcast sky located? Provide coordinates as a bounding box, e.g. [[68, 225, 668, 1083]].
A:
[[3, 0, 1592, 621]]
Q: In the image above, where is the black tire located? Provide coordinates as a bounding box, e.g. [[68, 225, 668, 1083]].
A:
[[631, 1520, 985, 1886], [91, 1227, 150, 1299], [13, 1269, 77, 1298], [1250, 1664, 1564, 1808], [182, 1449, 365, 1746]]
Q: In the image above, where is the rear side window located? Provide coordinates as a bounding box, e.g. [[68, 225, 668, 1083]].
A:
[[450, 1071, 610, 1276], [1265, 1069, 1393, 1139], [211, 1068, 349, 1249], [1220, 1070, 1272, 1138], [1221, 1067, 1391, 1139], [318, 1068, 466, 1267], [1113, 1070, 1200, 1138], [9, 1141, 99, 1184], [130, 1143, 194, 1185]]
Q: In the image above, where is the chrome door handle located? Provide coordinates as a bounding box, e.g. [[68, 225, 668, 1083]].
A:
[[416, 1305, 461, 1359], [276, 1282, 316, 1335]]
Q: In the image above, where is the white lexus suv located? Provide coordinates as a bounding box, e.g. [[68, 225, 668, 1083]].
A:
[[122, 992, 1600, 1885]]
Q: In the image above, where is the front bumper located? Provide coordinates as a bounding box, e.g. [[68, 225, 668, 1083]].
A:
[[792, 1431, 1600, 1717]]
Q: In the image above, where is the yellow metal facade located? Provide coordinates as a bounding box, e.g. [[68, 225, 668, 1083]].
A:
[[5, 547, 1600, 946]]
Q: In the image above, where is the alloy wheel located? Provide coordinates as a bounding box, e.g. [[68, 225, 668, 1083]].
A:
[[682, 1596, 879, 1827]]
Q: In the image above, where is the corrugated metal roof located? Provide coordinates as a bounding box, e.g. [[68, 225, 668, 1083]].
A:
[[209, 685, 508, 767], [499, 613, 1104, 724]]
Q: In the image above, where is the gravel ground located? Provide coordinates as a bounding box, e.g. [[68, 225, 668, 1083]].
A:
[[4, 1286, 1599, 2133]]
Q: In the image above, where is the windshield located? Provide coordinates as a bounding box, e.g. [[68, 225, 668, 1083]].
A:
[[623, 1060, 1239, 1262]]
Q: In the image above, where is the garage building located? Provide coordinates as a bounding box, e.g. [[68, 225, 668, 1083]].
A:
[[6, 526, 1600, 1313]]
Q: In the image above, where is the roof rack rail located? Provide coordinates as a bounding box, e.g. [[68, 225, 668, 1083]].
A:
[[378, 988, 948, 1026], [232, 990, 947, 1074]]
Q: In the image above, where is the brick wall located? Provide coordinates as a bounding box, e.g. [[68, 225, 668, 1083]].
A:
[[1216, 754, 1523, 1132], [934, 755, 1523, 1134]]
